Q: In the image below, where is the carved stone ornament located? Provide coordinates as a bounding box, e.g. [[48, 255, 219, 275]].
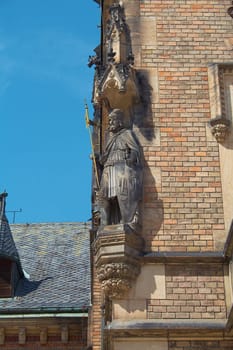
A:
[[90, 3, 139, 107], [105, 3, 130, 64], [209, 116, 231, 143], [93, 62, 139, 107], [94, 228, 144, 299], [96, 261, 140, 298], [97, 63, 130, 93], [106, 3, 126, 38]]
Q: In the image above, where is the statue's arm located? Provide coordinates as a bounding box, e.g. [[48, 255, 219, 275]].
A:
[[124, 130, 141, 166]]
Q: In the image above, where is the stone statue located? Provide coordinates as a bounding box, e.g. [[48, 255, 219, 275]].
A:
[[97, 109, 142, 230]]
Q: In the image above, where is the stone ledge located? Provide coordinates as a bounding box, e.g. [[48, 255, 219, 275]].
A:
[[143, 219, 233, 264], [105, 319, 233, 340], [107, 318, 226, 330], [143, 252, 224, 264], [106, 319, 228, 338]]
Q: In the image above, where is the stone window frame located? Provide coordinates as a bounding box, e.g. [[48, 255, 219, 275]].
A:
[[208, 63, 232, 143]]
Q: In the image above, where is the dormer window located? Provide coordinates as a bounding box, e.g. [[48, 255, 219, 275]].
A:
[[0, 192, 24, 298], [0, 258, 13, 298]]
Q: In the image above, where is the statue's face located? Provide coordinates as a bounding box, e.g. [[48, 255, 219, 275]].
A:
[[108, 114, 122, 133]]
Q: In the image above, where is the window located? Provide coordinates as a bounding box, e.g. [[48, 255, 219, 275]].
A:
[[0, 259, 12, 298]]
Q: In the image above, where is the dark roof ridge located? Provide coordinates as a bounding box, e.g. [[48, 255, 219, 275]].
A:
[[11, 221, 91, 226]]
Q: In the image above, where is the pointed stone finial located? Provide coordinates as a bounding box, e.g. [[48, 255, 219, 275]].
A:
[[0, 192, 8, 219]]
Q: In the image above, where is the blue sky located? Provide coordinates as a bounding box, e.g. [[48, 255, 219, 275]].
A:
[[0, 1, 100, 223]]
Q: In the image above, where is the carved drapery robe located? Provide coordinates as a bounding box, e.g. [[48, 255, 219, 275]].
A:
[[100, 128, 142, 225]]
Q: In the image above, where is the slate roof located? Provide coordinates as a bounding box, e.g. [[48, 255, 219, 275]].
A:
[[0, 193, 22, 271], [0, 215, 22, 266], [0, 222, 91, 313]]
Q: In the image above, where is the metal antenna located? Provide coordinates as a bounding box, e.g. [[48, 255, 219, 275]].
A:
[[6, 208, 22, 224]]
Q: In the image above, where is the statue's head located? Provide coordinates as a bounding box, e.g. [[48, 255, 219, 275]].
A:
[[108, 109, 124, 133]]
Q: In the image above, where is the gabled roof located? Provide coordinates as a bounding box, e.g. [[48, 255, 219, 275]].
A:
[[0, 222, 91, 313]]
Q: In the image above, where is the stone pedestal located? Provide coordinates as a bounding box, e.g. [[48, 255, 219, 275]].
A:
[[93, 225, 144, 299]]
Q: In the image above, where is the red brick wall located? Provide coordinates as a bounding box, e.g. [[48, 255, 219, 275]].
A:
[[147, 264, 226, 319], [138, 0, 233, 252], [91, 1, 233, 349], [91, 264, 103, 350]]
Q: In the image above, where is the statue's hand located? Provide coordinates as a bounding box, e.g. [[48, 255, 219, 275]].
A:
[[99, 153, 107, 165]]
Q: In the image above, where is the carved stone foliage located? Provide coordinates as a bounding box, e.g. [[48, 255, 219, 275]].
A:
[[209, 117, 231, 143], [105, 3, 131, 65], [208, 64, 232, 143], [96, 261, 140, 298]]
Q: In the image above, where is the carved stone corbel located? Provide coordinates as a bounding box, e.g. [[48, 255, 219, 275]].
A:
[[97, 261, 140, 298], [209, 116, 231, 143], [94, 226, 144, 299]]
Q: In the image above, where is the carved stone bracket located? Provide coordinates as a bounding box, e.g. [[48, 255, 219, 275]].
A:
[[97, 261, 140, 298], [93, 225, 144, 299], [208, 116, 231, 143], [208, 63, 233, 143]]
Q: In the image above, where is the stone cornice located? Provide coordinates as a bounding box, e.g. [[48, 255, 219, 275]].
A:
[[143, 252, 225, 264], [106, 319, 229, 338]]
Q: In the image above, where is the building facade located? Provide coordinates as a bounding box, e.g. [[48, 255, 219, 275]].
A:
[[90, 1, 233, 349]]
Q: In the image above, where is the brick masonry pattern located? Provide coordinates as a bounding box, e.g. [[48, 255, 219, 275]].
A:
[[147, 264, 226, 319], [140, 0, 233, 252]]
